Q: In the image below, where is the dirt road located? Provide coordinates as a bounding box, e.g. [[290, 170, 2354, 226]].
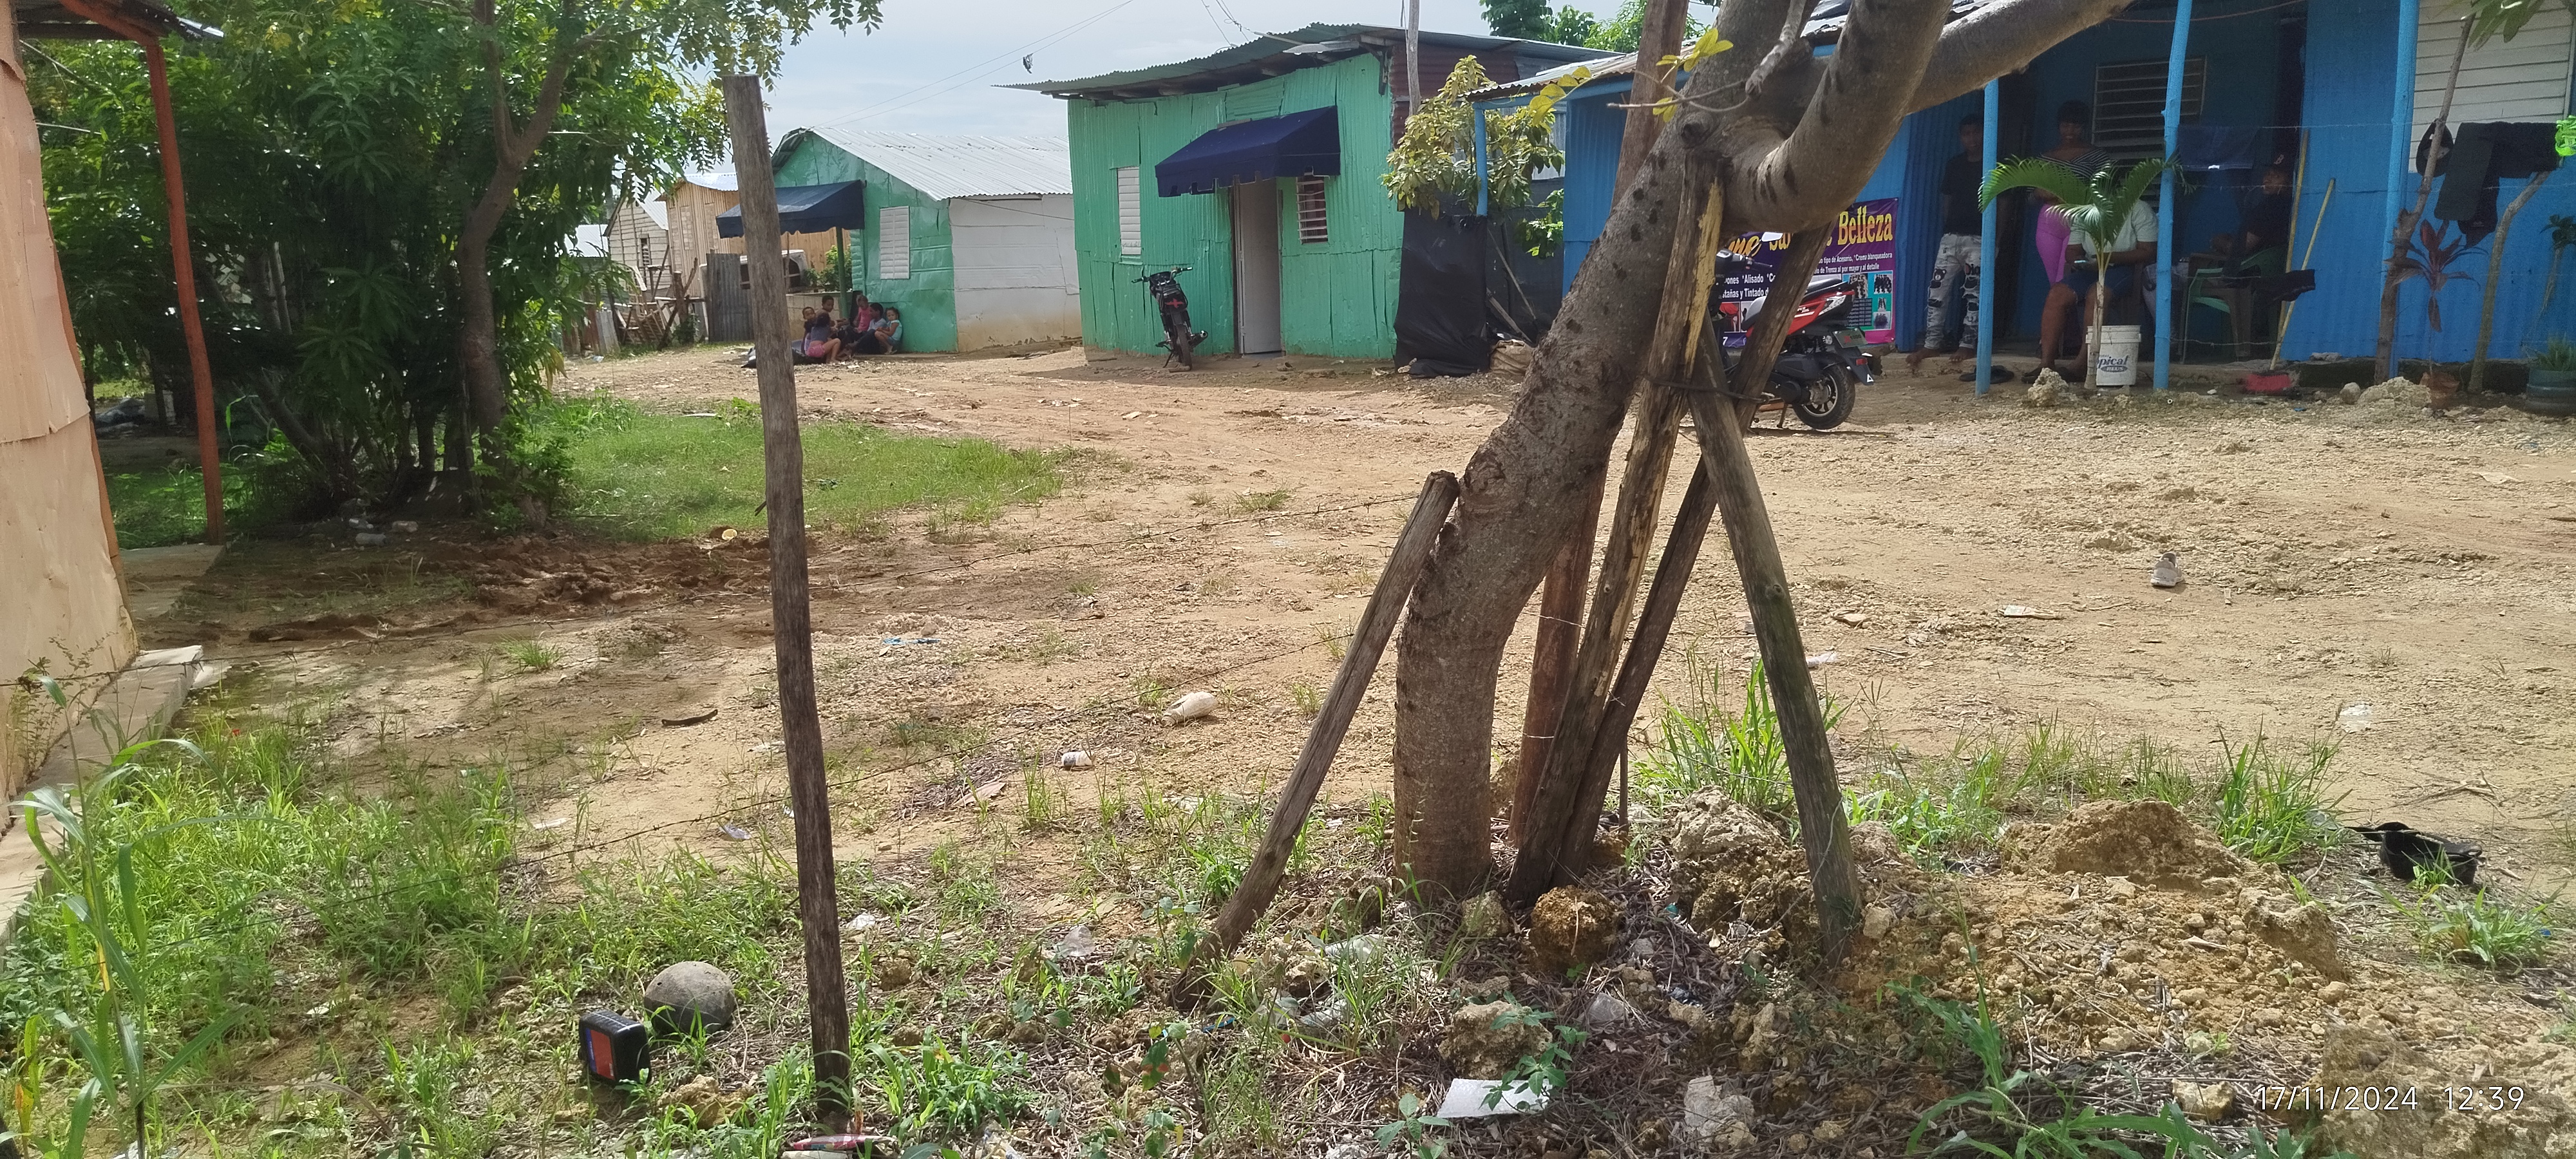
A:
[[174, 345, 2576, 886]]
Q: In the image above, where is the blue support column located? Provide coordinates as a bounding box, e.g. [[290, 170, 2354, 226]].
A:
[[2386, 0, 2422, 298], [1472, 104, 1491, 216], [1976, 80, 2000, 395], [2155, 0, 2193, 391]]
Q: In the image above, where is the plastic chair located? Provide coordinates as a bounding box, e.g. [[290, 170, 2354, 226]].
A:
[[2186, 247, 2284, 361]]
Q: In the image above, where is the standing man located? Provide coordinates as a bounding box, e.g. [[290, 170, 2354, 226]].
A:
[[1910, 115, 1994, 381]]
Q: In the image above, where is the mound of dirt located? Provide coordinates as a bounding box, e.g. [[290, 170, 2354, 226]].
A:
[[2018, 800, 2251, 887], [2305, 1026, 2576, 1159], [2358, 376, 2429, 407], [1667, 796, 1817, 937], [1528, 887, 1622, 975]]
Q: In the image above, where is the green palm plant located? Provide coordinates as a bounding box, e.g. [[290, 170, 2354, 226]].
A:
[[1980, 157, 2180, 388]]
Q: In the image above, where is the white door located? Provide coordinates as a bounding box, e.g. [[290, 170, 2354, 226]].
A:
[[1231, 182, 1283, 355]]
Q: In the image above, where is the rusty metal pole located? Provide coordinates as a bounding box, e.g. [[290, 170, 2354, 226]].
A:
[[140, 39, 222, 543]]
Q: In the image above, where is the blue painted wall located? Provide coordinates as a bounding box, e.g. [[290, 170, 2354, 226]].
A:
[[1524, 1, 2573, 361], [2286, 0, 2576, 363]]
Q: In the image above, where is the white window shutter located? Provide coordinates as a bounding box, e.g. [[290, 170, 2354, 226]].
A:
[[878, 206, 911, 279], [1116, 167, 1142, 257]]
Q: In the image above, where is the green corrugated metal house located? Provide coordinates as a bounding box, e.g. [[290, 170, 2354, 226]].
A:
[[764, 131, 1077, 352], [1018, 24, 1607, 360]]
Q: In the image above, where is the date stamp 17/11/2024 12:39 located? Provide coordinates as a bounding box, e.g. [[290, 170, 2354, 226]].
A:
[[2248, 1085, 2531, 1115]]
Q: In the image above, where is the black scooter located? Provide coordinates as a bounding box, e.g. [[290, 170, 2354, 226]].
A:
[[1135, 266, 1206, 370]]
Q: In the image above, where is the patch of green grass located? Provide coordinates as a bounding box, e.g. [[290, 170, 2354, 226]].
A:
[[1639, 662, 1844, 822], [538, 395, 1065, 542], [2211, 733, 2345, 864], [1288, 678, 1323, 717], [2388, 866, 2558, 971], [497, 637, 560, 671], [862, 1036, 1032, 1141], [1233, 487, 1291, 513], [1846, 748, 2015, 860], [102, 442, 306, 549]]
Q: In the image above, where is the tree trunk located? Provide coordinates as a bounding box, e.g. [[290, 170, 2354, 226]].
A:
[[1389, 0, 2139, 898], [2376, 19, 2474, 382], [2468, 170, 2551, 395], [455, 0, 594, 519]]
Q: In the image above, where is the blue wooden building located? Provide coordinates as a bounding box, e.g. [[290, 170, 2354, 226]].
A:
[[1479, 0, 2576, 386]]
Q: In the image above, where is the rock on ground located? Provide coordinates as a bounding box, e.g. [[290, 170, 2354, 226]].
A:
[[2358, 376, 2429, 407], [2020, 800, 2250, 887], [2241, 887, 2347, 979], [2024, 370, 2067, 408], [1458, 891, 1512, 939], [2306, 1026, 2576, 1158], [643, 961, 737, 1035], [1681, 1075, 1756, 1145], [1528, 887, 1622, 975], [1439, 1001, 1551, 1079]]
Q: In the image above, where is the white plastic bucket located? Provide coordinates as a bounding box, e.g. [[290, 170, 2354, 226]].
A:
[[2094, 325, 2143, 387]]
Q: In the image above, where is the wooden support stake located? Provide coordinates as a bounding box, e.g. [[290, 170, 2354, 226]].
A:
[[1175, 471, 1461, 1005], [1668, 231, 1862, 961], [1512, 0, 1693, 836], [723, 74, 853, 1125], [1506, 178, 1725, 902]]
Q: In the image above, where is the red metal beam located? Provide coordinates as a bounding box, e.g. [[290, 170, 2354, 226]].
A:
[[55, 0, 223, 543]]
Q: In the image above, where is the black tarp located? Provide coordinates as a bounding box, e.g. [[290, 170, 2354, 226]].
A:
[[715, 180, 866, 238], [1394, 211, 1491, 377], [1394, 202, 1566, 377]]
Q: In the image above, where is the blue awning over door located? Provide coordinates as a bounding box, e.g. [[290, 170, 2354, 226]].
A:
[[715, 180, 866, 237], [1155, 107, 1340, 196]]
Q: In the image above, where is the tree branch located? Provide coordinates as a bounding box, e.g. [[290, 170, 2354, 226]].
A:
[[1909, 0, 2136, 113], [1720, 0, 1951, 232]]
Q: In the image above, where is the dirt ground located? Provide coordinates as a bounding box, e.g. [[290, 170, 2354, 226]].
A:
[[146, 344, 2576, 891]]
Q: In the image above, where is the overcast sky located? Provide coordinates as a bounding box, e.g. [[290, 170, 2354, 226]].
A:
[[754, 0, 1623, 149]]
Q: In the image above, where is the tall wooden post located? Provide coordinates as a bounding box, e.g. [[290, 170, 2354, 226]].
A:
[[723, 74, 852, 1125], [1511, 0, 1692, 838]]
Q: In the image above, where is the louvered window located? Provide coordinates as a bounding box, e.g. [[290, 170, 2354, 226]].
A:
[[1296, 175, 1328, 245], [877, 207, 910, 279], [1116, 167, 1142, 256], [2092, 58, 2204, 159]]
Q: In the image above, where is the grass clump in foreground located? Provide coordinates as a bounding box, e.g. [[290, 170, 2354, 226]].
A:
[[1638, 666, 2348, 868], [536, 395, 1066, 541], [0, 717, 798, 1158]]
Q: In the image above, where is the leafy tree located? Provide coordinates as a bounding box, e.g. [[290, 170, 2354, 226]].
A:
[[1384, 57, 1587, 216], [32, 0, 870, 524], [1548, 6, 1601, 46], [1582, 0, 1704, 52], [452, 0, 880, 521], [1483, 0, 1553, 40]]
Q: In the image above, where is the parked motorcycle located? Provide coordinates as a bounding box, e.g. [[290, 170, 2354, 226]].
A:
[[1135, 266, 1206, 370], [1708, 253, 1877, 430]]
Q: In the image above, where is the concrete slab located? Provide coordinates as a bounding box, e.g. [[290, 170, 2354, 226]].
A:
[[0, 645, 214, 942], [122, 543, 223, 621]]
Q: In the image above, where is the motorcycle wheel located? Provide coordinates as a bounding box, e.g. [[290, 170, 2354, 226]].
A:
[[1165, 317, 1195, 370], [1792, 366, 1856, 430]]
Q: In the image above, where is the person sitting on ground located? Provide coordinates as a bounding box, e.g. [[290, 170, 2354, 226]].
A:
[[871, 306, 902, 353], [799, 302, 840, 363]]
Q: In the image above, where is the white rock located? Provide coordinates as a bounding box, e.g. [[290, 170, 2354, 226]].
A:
[[1681, 1075, 1754, 1144], [1059, 749, 1092, 769]]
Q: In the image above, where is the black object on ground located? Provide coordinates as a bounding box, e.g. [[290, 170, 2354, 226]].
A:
[[2354, 822, 2482, 887], [578, 1010, 650, 1083]]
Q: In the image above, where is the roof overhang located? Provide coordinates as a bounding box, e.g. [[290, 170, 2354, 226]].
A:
[[715, 180, 866, 238], [1156, 107, 1340, 196], [1014, 23, 1610, 102], [10, 0, 218, 41]]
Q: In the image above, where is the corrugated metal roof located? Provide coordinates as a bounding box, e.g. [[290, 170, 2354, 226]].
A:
[[681, 171, 739, 193], [784, 130, 1072, 200], [1014, 23, 1612, 100], [1468, 52, 1635, 100]]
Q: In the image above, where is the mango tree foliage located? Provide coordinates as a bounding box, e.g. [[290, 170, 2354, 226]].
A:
[[1383, 56, 1589, 216]]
